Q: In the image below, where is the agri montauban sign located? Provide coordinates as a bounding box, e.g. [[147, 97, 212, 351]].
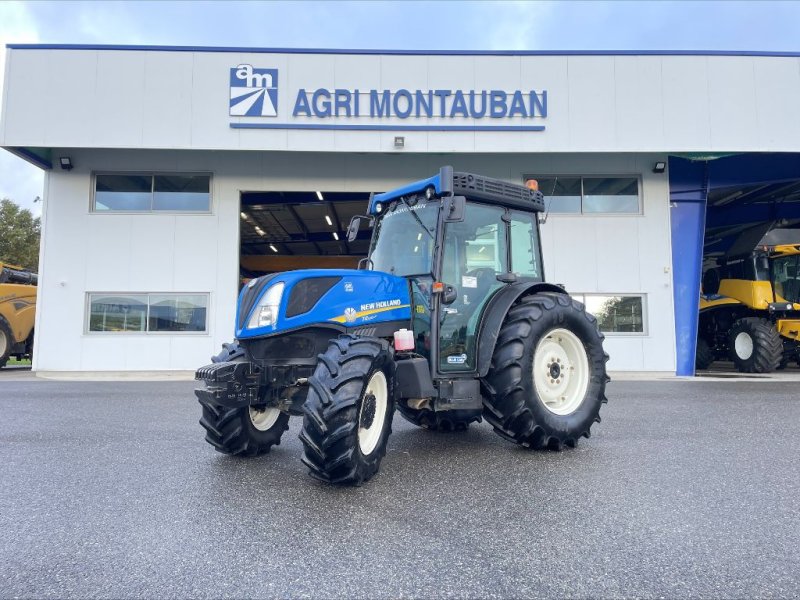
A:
[[229, 64, 547, 131]]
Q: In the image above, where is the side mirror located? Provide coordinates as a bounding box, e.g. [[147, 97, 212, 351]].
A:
[[444, 196, 466, 222], [347, 215, 373, 242]]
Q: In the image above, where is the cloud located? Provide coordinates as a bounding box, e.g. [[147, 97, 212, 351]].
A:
[[0, 1, 44, 215]]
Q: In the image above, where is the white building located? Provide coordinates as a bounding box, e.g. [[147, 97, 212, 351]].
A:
[[2, 45, 800, 375]]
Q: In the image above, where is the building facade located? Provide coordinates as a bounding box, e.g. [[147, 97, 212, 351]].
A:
[[3, 45, 800, 374]]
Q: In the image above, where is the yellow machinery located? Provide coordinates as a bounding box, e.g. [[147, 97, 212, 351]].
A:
[[0, 263, 37, 368], [698, 244, 800, 372]]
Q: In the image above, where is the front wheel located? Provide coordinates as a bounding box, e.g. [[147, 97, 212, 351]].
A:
[[197, 354, 290, 456], [198, 402, 290, 456], [300, 335, 395, 485], [728, 317, 782, 373], [482, 293, 609, 450]]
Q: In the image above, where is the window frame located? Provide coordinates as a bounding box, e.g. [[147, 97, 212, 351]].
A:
[[522, 174, 643, 216], [90, 171, 213, 214], [85, 292, 211, 335], [571, 293, 648, 336]]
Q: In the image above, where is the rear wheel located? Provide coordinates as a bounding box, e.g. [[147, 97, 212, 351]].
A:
[[300, 335, 395, 485], [728, 318, 782, 373], [482, 293, 609, 449], [695, 337, 714, 370]]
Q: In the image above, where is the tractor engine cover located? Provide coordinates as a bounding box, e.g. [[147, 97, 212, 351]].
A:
[[236, 269, 412, 341]]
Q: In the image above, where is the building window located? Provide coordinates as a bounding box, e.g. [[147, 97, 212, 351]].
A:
[[87, 293, 209, 333], [93, 173, 211, 212], [571, 294, 646, 334], [526, 176, 640, 214]]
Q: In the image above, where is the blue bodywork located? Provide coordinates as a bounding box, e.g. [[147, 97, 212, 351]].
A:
[[236, 269, 411, 339]]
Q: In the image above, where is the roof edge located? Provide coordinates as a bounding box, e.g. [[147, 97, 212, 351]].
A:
[[6, 44, 800, 57]]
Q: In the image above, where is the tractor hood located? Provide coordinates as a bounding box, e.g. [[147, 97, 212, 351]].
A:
[[235, 269, 411, 339]]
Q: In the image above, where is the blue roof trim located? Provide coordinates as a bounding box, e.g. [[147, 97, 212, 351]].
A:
[[371, 173, 441, 213], [7, 44, 800, 57], [231, 123, 545, 132], [4, 147, 52, 170]]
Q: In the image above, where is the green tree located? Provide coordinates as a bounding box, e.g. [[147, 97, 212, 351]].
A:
[[0, 198, 41, 271]]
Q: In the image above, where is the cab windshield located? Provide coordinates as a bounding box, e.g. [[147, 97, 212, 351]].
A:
[[369, 200, 439, 276], [772, 254, 800, 304]]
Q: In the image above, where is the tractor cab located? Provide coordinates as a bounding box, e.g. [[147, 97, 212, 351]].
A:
[[352, 166, 546, 374], [767, 244, 800, 306]]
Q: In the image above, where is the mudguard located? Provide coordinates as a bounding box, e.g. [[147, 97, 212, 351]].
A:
[[236, 269, 412, 340], [475, 282, 567, 377]]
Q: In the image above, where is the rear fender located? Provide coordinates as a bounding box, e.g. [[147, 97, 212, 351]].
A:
[[476, 282, 567, 377]]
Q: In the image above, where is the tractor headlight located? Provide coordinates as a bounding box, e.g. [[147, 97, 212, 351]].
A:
[[247, 282, 284, 329]]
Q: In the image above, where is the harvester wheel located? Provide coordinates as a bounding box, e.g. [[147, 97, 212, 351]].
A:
[[198, 357, 289, 456], [396, 402, 479, 432], [0, 318, 12, 368], [728, 317, 782, 373], [300, 335, 395, 485], [695, 337, 714, 370], [482, 293, 609, 450]]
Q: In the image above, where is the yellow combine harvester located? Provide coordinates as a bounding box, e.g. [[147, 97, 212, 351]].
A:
[[698, 244, 800, 372], [0, 263, 37, 368]]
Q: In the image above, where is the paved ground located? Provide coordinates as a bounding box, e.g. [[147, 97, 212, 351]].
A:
[[1, 377, 799, 598]]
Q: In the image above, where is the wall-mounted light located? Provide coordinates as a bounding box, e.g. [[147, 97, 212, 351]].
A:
[[269, 244, 278, 253], [652, 161, 666, 174], [324, 215, 333, 226], [394, 136, 405, 149], [316, 191, 324, 201], [240, 212, 247, 220], [59, 157, 73, 171], [332, 232, 339, 241]]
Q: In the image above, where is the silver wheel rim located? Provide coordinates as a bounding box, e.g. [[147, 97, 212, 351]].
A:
[[358, 371, 388, 456], [248, 406, 281, 431], [0, 330, 7, 357], [533, 328, 590, 416], [734, 332, 754, 360]]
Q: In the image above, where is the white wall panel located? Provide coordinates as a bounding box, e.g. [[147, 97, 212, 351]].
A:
[[707, 57, 758, 150], [661, 57, 711, 151], [142, 52, 194, 148], [754, 57, 800, 148], [93, 51, 146, 147], [566, 57, 617, 150]]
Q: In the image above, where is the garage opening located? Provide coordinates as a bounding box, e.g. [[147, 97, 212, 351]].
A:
[[670, 154, 800, 375], [239, 191, 372, 282]]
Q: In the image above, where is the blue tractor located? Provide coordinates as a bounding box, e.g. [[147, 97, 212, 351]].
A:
[[195, 167, 609, 485]]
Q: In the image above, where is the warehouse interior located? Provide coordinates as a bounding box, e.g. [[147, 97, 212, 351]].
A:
[[239, 191, 372, 281]]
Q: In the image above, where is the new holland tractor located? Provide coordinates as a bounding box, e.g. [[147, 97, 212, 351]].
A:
[[698, 243, 800, 372], [0, 263, 37, 368], [195, 167, 610, 485]]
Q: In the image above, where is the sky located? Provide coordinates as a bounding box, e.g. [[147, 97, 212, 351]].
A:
[[2, 0, 800, 215]]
